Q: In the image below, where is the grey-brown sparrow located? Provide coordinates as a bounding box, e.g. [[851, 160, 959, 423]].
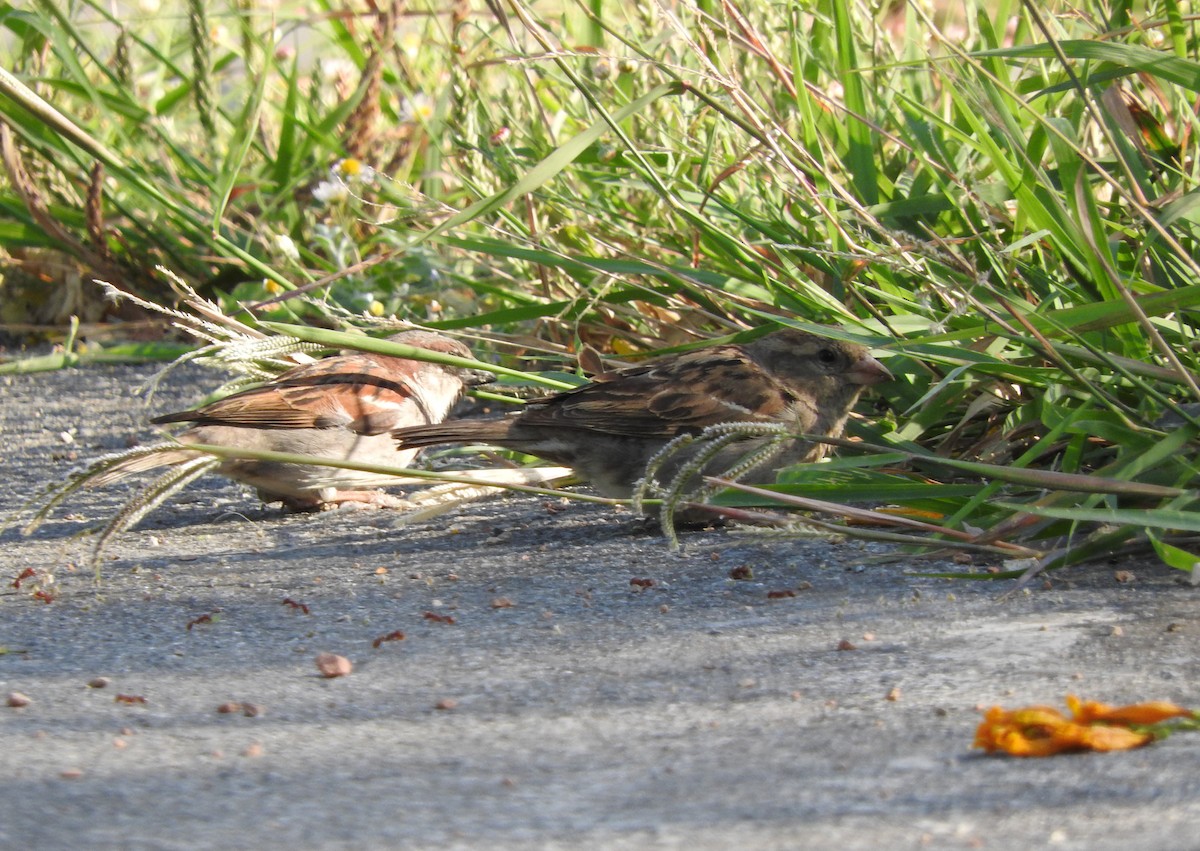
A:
[[393, 327, 890, 498]]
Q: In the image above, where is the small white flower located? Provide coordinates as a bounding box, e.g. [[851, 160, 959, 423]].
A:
[[320, 58, 356, 79], [399, 32, 421, 61], [400, 93, 435, 123], [273, 233, 300, 261], [312, 180, 349, 204], [332, 158, 375, 185]]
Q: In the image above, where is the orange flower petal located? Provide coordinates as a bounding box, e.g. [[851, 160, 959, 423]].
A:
[[1068, 694, 1194, 727], [1078, 724, 1153, 751], [993, 727, 1081, 757], [1009, 706, 1071, 727]]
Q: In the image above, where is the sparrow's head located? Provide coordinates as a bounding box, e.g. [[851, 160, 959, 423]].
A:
[[385, 330, 495, 386], [747, 328, 891, 394]]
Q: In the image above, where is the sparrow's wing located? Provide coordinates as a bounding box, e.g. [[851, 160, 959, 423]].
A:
[[517, 345, 802, 437], [153, 355, 427, 435]]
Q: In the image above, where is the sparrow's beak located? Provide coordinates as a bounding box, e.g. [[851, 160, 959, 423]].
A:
[[462, 366, 498, 386], [848, 354, 892, 386]]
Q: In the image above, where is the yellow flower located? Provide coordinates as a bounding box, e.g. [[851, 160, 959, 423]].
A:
[[973, 705, 1094, 757], [973, 695, 1195, 757]]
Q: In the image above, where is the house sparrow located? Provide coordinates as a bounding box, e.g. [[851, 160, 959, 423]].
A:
[[393, 328, 891, 498], [92, 330, 494, 510]]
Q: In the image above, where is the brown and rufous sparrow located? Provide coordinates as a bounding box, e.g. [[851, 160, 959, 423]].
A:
[[392, 327, 890, 498], [92, 330, 494, 510]]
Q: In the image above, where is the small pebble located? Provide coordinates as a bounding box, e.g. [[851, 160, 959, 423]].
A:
[[315, 653, 352, 678]]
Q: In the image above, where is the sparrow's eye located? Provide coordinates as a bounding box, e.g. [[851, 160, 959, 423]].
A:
[[817, 347, 838, 366]]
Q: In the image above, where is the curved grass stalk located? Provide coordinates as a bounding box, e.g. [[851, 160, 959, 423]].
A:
[[89, 456, 220, 574], [635, 421, 795, 548], [18, 445, 191, 537]]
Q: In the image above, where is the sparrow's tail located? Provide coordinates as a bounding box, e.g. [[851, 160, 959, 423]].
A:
[[393, 418, 515, 450]]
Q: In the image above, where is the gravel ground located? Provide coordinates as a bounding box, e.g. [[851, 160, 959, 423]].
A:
[[2, 361, 1199, 850]]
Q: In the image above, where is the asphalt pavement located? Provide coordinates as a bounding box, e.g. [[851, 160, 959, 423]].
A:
[[2, 360, 1199, 850]]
